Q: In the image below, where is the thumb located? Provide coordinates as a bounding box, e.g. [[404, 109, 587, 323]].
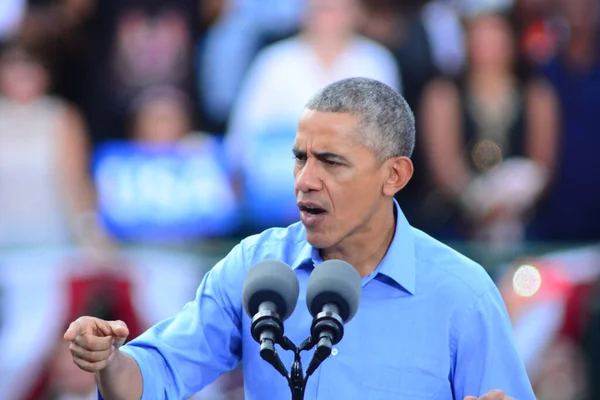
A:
[[464, 397, 478, 400]]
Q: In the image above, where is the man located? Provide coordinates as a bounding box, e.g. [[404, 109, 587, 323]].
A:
[[65, 78, 535, 399]]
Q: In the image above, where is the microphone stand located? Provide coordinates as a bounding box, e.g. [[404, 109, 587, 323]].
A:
[[280, 337, 305, 399], [252, 311, 343, 399], [278, 336, 326, 400]]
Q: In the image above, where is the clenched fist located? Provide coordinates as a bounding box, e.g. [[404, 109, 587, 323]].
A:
[[63, 316, 130, 372]]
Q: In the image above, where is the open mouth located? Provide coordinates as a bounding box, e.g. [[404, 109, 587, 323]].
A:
[[298, 205, 326, 216]]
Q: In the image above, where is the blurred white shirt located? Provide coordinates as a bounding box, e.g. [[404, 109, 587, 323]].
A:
[[225, 35, 401, 172]]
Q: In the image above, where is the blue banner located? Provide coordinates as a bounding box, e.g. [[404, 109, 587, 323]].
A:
[[93, 138, 240, 241]]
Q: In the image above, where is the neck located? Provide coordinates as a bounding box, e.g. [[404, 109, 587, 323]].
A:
[[468, 71, 514, 101], [469, 69, 512, 89], [320, 201, 396, 277], [303, 32, 351, 68]]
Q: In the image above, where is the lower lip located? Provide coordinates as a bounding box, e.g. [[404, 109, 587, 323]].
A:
[[300, 210, 326, 227]]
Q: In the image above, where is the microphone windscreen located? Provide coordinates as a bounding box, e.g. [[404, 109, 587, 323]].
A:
[[242, 260, 299, 321], [306, 260, 361, 323]]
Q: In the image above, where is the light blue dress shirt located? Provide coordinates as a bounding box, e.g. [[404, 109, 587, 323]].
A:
[[106, 201, 535, 399]]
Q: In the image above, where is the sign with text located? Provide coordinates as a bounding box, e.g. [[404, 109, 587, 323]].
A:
[[93, 139, 240, 241]]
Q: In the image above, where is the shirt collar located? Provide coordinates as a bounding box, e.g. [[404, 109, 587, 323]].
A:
[[291, 199, 416, 295]]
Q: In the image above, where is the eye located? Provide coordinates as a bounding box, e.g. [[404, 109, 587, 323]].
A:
[[294, 154, 307, 163], [323, 159, 342, 166]]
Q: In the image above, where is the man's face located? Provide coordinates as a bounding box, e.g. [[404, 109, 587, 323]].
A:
[[293, 110, 387, 249]]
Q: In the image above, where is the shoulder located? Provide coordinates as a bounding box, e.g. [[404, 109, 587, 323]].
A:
[[412, 228, 496, 301], [423, 76, 460, 99], [237, 222, 309, 268], [207, 222, 308, 295], [352, 35, 396, 61], [251, 37, 304, 67]]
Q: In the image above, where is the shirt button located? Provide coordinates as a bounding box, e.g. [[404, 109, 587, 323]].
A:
[[331, 348, 339, 356]]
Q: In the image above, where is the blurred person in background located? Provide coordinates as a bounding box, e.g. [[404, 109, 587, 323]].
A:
[[418, 12, 559, 245], [128, 86, 204, 146], [14, 0, 205, 146], [526, 0, 600, 243], [197, 0, 305, 132], [13, 0, 98, 121], [85, 0, 203, 145], [0, 41, 111, 253], [21, 274, 145, 400], [224, 0, 400, 230], [125, 87, 244, 400], [360, 0, 449, 234], [513, 0, 565, 69], [360, 0, 437, 117], [92, 85, 239, 244]]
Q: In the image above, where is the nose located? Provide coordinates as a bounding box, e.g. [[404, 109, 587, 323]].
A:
[[295, 159, 322, 193]]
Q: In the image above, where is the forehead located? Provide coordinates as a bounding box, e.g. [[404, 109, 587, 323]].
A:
[[294, 110, 363, 149]]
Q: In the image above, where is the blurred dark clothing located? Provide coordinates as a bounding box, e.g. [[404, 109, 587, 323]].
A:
[[405, 77, 529, 241], [460, 83, 526, 173], [527, 54, 600, 243], [389, 16, 440, 237], [62, 0, 205, 146], [394, 17, 438, 115], [92, 0, 203, 142]]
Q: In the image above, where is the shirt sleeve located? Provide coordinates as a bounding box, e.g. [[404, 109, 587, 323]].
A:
[[450, 285, 536, 400], [100, 243, 247, 400]]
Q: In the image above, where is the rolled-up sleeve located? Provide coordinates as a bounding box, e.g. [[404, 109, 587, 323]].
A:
[[100, 243, 247, 400], [450, 285, 536, 400]]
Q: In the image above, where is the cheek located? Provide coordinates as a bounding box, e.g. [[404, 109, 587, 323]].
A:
[[328, 173, 378, 213]]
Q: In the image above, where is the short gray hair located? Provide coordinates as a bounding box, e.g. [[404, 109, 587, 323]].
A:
[[305, 77, 415, 160]]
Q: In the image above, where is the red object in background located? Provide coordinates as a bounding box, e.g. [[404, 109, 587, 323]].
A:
[[560, 280, 596, 343], [521, 19, 559, 65], [22, 264, 145, 400]]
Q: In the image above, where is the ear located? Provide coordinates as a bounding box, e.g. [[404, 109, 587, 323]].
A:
[[382, 156, 414, 197]]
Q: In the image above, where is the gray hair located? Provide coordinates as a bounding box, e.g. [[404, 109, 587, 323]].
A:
[[305, 77, 415, 160]]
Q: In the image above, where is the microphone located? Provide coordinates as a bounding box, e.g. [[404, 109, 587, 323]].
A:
[[242, 260, 300, 376], [305, 260, 361, 376]]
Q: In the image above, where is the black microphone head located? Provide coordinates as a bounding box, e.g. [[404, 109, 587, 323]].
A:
[[242, 260, 300, 321], [306, 260, 361, 323]]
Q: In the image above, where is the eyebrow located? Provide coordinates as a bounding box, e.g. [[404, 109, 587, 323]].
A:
[[292, 147, 350, 164]]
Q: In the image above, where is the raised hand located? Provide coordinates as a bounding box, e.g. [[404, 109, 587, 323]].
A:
[[64, 316, 130, 372]]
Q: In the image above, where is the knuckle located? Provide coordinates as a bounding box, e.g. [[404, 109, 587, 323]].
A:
[[74, 356, 105, 372], [69, 342, 78, 354], [74, 346, 109, 362], [91, 350, 110, 362], [73, 357, 91, 372], [79, 335, 93, 348]]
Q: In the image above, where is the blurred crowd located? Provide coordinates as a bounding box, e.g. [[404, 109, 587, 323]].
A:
[[1, 0, 600, 399], [1, 0, 599, 250]]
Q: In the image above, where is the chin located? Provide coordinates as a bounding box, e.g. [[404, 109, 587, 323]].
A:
[[305, 231, 337, 250]]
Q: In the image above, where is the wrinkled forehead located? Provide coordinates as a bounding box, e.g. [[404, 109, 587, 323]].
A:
[[294, 109, 364, 150]]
